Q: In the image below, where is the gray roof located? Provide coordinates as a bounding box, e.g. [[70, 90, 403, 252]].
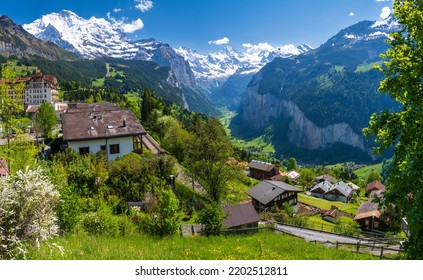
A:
[[248, 160, 276, 172], [329, 182, 354, 198], [311, 181, 353, 198], [62, 104, 146, 142], [310, 181, 333, 193], [222, 202, 260, 228], [247, 180, 302, 205]]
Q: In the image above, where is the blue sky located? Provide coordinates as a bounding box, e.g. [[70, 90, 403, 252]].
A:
[[0, 0, 393, 53]]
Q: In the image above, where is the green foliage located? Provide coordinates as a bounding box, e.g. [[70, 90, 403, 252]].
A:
[[79, 205, 136, 237], [141, 189, 182, 237], [287, 157, 298, 171], [46, 161, 80, 233], [186, 117, 234, 203], [34, 103, 57, 139], [289, 215, 309, 228], [363, 0, 423, 259], [283, 202, 295, 218], [333, 219, 360, 237], [0, 64, 24, 134], [197, 203, 226, 235], [141, 88, 153, 125], [298, 168, 316, 186], [159, 115, 190, 162], [108, 153, 174, 202], [6, 134, 39, 173], [0, 167, 60, 259]]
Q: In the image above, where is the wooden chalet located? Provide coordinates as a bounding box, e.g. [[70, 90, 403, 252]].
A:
[[321, 206, 342, 223], [354, 190, 387, 231], [310, 181, 354, 203], [365, 180, 385, 195], [247, 180, 302, 212], [222, 202, 260, 230], [248, 160, 279, 180], [310, 181, 332, 199]]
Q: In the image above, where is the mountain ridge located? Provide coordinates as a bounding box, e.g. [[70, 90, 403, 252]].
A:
[[231, 16, 401, 163]]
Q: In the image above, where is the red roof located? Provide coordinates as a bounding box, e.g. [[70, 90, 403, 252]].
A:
[[365, 180, 385, 193]]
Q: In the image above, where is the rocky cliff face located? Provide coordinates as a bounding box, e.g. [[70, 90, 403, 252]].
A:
[[242, 73, 368, 153], [151, 43, 197, 89], [0, 15, 77, 60]]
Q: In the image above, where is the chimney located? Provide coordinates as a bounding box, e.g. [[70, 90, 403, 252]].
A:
[[123, 118, 126, 127]]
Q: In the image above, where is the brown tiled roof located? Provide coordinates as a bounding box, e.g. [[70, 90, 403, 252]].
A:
[[222, 202, 260, 229], [322, 207, 342, 219], [248, 160, 275, 172], [66, 102, 120, 113], [26, 105, 40, 113], [314, 174, 338, 184], [354, 191, 383, 221], [62, 104, 146, 141], [365, 180, 385, 193]]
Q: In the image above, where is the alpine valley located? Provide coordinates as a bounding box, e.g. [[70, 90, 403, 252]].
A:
[[1, 10, 401, 163]]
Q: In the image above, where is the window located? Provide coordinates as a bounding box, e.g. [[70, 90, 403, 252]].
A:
[[133, 136, 142, 151], [109, 144, 120, 154], [79, 147, 89, 155], [100, 145, 106, 152]]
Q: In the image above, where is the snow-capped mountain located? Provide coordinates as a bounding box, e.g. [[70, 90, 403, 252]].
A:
[[175, 43, 313, 93], [320, 15, 400, 50], [23, 10, 138, 59], [24, 10, 199, 90]]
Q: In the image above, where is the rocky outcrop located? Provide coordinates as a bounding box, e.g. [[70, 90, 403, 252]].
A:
[[0, 15, 77, 60], [241, 73, 368, 153], [151, 44, 197, 89]]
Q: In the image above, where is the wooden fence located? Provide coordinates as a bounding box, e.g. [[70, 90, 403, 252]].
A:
[[335, 240, 404, 259]]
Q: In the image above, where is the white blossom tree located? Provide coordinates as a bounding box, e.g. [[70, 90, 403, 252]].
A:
[[0, 167, 60, 259]]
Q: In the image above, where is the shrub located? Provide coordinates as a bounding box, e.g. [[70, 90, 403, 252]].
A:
[[197, 202, 226, 235], [79, 205, 136, 237], [0, 167, 60, 259], [334, 219, 361, 237]]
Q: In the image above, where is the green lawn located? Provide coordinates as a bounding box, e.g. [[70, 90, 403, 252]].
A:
[[353, 162, 383, 180], [298, 194, 359, 215], [306, 215, 337, 232], [26, 230, 377, 260]]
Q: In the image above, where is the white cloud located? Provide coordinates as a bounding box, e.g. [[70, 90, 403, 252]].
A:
[[376, 0, 391, 2], [349, 12, 355, 16], [113, 8, 122, 13], [134, 0, 153, 12], [120, 18, 144, 33], [380, 6, 392, 19], [107, 13, 144, 33], [208, 37, 230, 45], [242, 42, 275, 53]]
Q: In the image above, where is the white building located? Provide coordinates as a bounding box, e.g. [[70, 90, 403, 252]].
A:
[[24, 73, 59, 105], [62, 103, 146, 161]]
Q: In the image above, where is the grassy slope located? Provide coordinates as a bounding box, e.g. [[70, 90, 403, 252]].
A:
[[27, 231, 376, 260], [298, 194, 358, 215], [353, 162, 383, 180]]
